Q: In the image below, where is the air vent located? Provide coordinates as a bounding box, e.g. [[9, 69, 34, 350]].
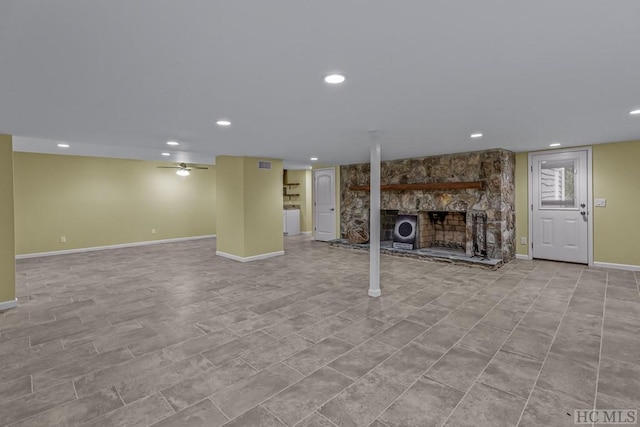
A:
[[258, 161, 272, 170]]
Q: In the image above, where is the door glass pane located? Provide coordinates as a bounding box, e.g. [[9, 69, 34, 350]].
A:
[[539, 159, 577, 208]]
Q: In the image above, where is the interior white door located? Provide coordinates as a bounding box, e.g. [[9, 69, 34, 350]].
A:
[[531, 150, 589, 263], [314, 168, 336, 241]]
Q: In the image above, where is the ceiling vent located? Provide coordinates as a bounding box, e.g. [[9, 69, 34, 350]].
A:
[[258, 161, 272, 170]]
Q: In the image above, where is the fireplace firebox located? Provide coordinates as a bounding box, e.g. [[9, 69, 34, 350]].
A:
[[419, 211, 467, 253]]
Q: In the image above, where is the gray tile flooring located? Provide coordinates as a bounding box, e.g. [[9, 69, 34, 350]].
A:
[[0, 235, 639, 426]]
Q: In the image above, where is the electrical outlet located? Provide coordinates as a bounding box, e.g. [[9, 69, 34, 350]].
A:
[[520, 237, 527, 245], [60, 236, 66, 243], [151, 228, 156, 234]]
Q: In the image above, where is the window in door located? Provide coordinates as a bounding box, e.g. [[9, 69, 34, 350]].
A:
[[539, 159, 578, 209]]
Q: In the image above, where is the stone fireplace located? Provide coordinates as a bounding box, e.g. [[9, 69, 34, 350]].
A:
[[341, 149, 516, 261]]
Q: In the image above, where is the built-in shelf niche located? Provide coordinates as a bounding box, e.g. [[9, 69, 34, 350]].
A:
[[283, 170, 301, 208]]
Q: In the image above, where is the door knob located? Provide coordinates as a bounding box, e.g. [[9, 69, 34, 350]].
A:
[[330, 208, 335, 211], [580, 211, 586, 215], [580, 203, 586, 208]]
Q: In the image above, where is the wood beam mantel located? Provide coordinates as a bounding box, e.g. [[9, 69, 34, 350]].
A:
[[348, 181, 484, 192]]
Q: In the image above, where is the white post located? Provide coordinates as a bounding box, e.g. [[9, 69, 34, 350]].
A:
[[368, 131, 381, 297]]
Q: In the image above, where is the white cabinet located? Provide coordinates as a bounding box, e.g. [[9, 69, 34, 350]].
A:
[[283, 209, 300, 235]]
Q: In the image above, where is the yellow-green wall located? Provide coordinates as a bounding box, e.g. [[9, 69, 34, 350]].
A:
[[592, 141, 640, 265], [216, 156, 245, 257], [243, 157, 284, 257], [216, 156, 284, 258], [0, 135, 16, 304], [514, 140, 640, 266], [285, 169, 312, 232], [13, 153, 216, 255]]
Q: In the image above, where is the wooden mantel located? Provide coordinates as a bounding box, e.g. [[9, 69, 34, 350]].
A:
[[348, 181, 484, 192]]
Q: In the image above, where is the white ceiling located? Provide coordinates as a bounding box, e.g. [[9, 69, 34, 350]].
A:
[[2, 1, 640, 167]]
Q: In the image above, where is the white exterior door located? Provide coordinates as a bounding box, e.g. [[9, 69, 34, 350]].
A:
[[314, 168, 336, 241], [531, 149, 589, 263]]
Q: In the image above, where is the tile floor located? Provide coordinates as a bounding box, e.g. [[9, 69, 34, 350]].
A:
[[0, 235, 639, 426]]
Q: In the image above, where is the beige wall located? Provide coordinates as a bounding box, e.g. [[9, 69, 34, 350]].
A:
[[13, 152, 216, 255], [285, 169, 312, 232], [0, 135, 16, 303], [514, 140, 640, 267], [216, 156, 284, 258]]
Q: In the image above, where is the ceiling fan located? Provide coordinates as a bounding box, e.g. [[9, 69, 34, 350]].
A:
[[157, 162, 208, 177]]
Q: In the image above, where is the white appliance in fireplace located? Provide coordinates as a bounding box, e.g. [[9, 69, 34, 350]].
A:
[[393, 215, 417, 250]]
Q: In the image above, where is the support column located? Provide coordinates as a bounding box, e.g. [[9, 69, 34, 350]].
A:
[[368, 132, 381, 297], [0, 134, 16, 310], [215, 156, 284, 262]]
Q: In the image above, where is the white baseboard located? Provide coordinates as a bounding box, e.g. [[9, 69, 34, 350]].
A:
[[368, 289, 382, 297], [285, 231, 312, 236], [592, 261, 640, 272], [0, 298, 17, 311], [216, 250, 285, 262], [16, 235, 216, 259], [515, 254, 531, 260]]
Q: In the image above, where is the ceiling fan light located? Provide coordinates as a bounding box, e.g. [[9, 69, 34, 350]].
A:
[[176, 169, 190, 177]]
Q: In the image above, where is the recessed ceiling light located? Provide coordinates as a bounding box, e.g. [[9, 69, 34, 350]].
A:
[[57, 143, 70, 148], [470, 133, 483, 139], [310, 157, 318, 161], [323, 73, 346, 84], [216, 120, 231, 126], [549, 143, 562, 147], [166, 141, 179, 146], [630, 109, 640, 115], [161, 152, 171, 156]]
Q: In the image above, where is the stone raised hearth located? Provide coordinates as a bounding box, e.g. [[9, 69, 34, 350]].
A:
[[341, 149, 516, 262]]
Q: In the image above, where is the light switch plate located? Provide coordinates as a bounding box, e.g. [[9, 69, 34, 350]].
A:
[[595, 198, 606, 207]]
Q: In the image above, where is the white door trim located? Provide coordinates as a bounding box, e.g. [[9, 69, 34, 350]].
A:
[[527, 147, 593, 265]]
